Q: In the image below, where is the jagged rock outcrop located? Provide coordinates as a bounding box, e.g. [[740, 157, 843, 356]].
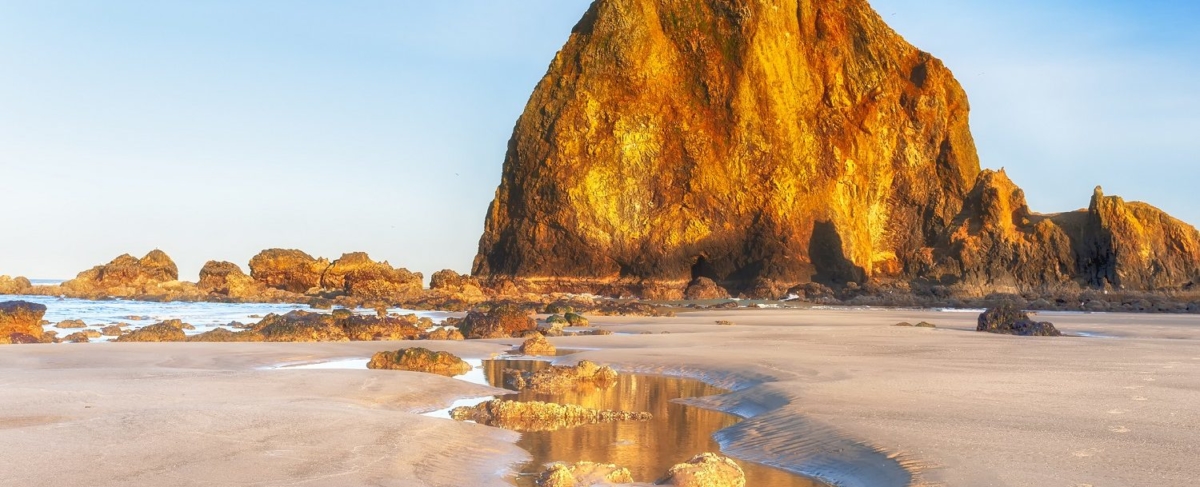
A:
[[323, 252, 423, 300], [0, 276, 32, 295], [475, 0, 980, 293], [0, 300, 47, 344], [248, 249, 329, 293], [61, 250, 181, 297], [472, 0, 1199, 296], [1079, 188, 1200, 290]]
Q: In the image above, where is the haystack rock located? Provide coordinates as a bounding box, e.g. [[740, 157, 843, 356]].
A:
[[474, 0, 1200, 295], [62, 250, 180, 296]]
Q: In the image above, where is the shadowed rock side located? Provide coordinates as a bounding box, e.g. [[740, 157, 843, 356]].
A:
[[475, 0, 980, 292], [473, 0, 1200, 296]]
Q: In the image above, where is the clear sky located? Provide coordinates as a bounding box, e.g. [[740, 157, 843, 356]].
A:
[[1, 1, 1196, 280]]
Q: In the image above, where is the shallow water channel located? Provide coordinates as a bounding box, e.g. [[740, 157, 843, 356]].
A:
[[478, 358, 824, 487]]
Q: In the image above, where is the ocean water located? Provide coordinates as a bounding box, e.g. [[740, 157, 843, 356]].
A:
[[0, 294, 455, 342]]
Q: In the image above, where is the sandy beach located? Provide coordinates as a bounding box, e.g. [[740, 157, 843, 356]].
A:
[[3, 307, 1198, 487]]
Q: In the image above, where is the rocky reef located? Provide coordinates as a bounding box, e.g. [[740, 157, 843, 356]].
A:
[[472, 0, 1200, 298], [456, 305, 537, 339], [449, 399, 651, 432]]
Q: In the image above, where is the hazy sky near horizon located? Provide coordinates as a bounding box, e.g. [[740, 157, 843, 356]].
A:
[[1, 0, 1197, 280]]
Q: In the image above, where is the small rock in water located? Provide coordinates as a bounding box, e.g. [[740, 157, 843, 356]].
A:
[[537, 462, 634, 487], [657, 453, 746, 487], [449, 399, 651, 432], [504, 360, 618, 394], [55, 319, 88, 329]]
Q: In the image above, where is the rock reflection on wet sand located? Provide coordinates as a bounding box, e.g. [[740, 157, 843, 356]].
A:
[[482, 359, 825, 487]]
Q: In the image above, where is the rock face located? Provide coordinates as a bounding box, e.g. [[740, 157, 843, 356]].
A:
[[0, 300, 47, 343], [474, 0, 979, 292], [977, 304, 1061, 337], [367, 347, 471, 376], [62, 250, 180, 296], [472, 0, 1200, 296], [1080, 188, 1200, 290]]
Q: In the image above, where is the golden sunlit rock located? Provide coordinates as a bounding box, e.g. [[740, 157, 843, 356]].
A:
[[505, 360, 619, 394], [367, 347, 471, 376], [449, 399, 651, 432], [657, 453, 746, 487], [473, 0, 1200, 297]]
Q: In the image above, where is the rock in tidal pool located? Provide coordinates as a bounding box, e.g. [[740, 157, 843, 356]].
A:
[[977, 304, 1061, 337], [517, 333, 556, 356], [537, 462, 634, 487], [504, 360, 618, 394], [449, 399, 651, 432], [656, 453, 746, 487], [367, 347, 471, 376]]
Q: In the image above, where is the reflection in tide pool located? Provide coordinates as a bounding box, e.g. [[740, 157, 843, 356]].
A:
[[479, 359, 824, 487]]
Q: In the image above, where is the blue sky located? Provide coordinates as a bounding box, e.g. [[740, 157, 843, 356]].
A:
[[1, 1, 1196, 280]]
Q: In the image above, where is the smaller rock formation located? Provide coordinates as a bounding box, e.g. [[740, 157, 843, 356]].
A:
[[61, 250, 180, 297], [564, 312, 589, 327], [248, 249, 329, 293], [449, 399, 651, 432], [656, 453, 746, 487], [429, 269, 482, 294], [424, 327, 465, 341], [54, 319, 87, 329], [458, 305, 537, 339], [187, 327, 265, 342], [977, 304, 1061, 337], [198, 261, 267, 299], [367, 347, 471, 376], [100, 324, 126, 337], [504, 360, 618, 394], [537, 462, 634, 487], [254, 311, 350, 342], [0, 300, 47, 344], [115, 320, 189, 342], [684, 278, 731, 301], [517, 333, 556, 356], [323, 252, 424, 300], [894, 322, 936, 328], [0, 276, 32, 295]]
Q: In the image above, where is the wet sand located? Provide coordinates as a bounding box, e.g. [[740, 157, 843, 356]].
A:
[[2, 308, 1199, 486]]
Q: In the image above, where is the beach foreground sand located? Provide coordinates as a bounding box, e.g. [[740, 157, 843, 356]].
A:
[[3, 308, 1198, 486]]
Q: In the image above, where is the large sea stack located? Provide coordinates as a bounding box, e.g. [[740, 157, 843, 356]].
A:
[[475, 0, 1200, 296]]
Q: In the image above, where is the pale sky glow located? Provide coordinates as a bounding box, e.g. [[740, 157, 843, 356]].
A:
[[1, 1, 1196, 280]]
